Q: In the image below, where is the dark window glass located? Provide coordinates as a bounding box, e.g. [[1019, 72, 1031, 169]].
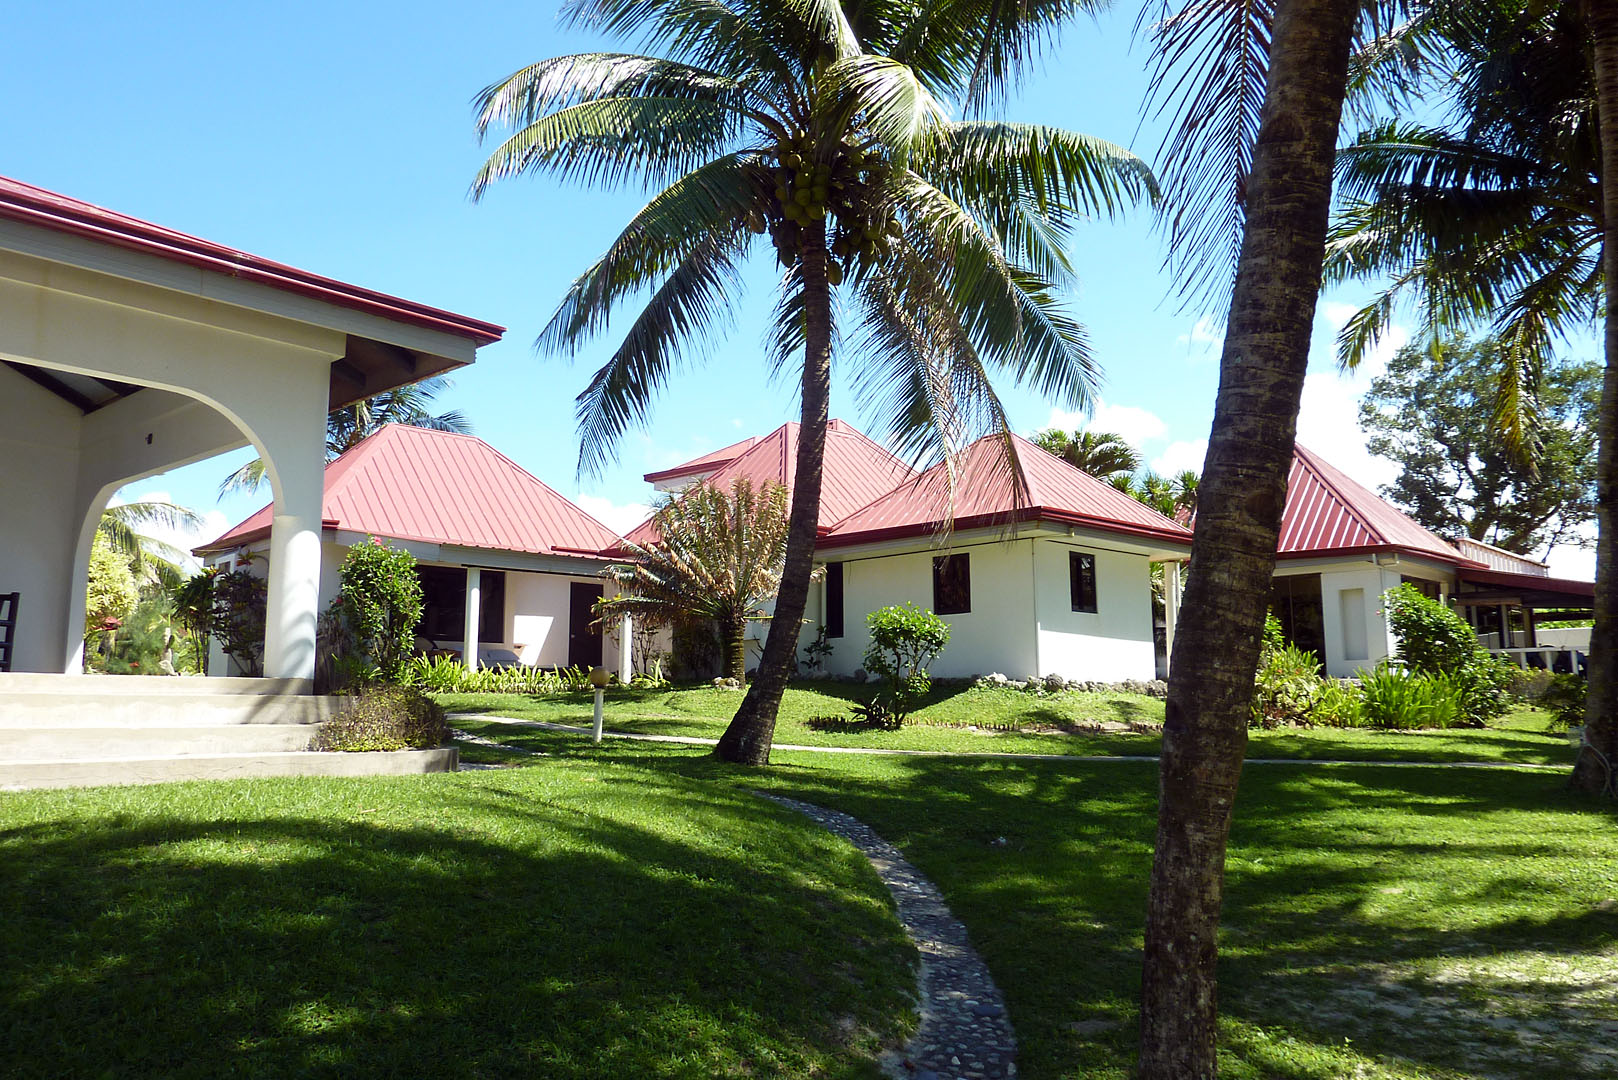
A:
[[479, 571, 506, 642], [1266, 573, 1325, 659], [825, 562, 844, 638], [1069, 552, 1098, 612], [932, 554, 971, 615], [415, 566, 506, 644]]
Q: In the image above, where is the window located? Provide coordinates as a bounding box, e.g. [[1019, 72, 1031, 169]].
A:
[[932, 554, 971, 615], [1069, 551, 1098, 613], [825, 562, 844, 638], [415, 566, 505, 644]]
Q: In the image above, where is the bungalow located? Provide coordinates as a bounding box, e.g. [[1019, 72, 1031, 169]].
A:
[[197, 424, 638, 678], [1269, 443, 1594, 676], [633, 423, 1193, 683]]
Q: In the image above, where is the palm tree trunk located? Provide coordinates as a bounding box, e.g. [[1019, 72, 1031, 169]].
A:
[[724, 614, 749, 684], [1575, 0, 1618, 798], [1138, 2, 1359, 1076], [716, 228, 833, 766]]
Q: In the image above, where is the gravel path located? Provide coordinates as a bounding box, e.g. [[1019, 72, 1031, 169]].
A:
[[449, 714, 1569, 771], [757, 792, 1018, 1080]]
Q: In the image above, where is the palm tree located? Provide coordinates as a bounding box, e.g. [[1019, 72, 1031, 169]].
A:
[[219, 377, 470, 496], [473, 0, 1157, 766], [1032, 427, 1143, 481], [597, 479, 793, 683], [98, 499, 202, 592], [1135, 0, 1372, 1074], [1323, 0, 1617, 797]]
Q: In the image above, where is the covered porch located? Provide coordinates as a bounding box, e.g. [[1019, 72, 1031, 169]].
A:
[[0, 175, 501, 684], [1453, 566, 1595, 676]]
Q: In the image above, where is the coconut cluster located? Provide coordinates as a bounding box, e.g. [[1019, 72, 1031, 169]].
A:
[[756, 138, 902, 284]]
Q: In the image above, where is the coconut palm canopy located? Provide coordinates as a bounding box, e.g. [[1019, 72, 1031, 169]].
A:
[[1032, 428, 1143, 482], [597, 478, 796, 684], [473, 0, 1158, 764], [1325, 0, 1598, 449], [98, 499, 202, 591]]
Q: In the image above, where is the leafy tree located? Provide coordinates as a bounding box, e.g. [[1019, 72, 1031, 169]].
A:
[[337, 538, 425, 684], [598, 479, 793, 685], [1360, 336, 1598, 554], [219, 377, 470, 496], [84, 533, 138, 656], [861, 602, 950, 723], [472, 0, 1157, 766], [1031, 428, 1142, 481]]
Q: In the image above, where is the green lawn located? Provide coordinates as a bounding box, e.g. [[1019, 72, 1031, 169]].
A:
[[440, 682, 1576, 766], [5, 721, 1610, 1080], [0, 767, 914, 1080]]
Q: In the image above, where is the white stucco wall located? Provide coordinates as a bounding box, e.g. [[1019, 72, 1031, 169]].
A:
[[0, 365, 86, 672], [1318, 566, 1403, 678], [1032, 541, 1158, 682]]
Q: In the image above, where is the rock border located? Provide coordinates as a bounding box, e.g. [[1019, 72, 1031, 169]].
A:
[[756, 793, 1017, 1080]]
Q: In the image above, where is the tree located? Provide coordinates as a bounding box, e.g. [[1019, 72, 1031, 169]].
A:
[[84, 533, 138, 645], [1320, 0, 1617, 797], [1361, 336, 1598, 554], [98, 499, 201, 592], [1137, 0, 1365, 1074], [1032, 427, 1142, 481], [597, 479, 793, 684], [472, 0, 1158, 765], [219, 376, 470, 496]]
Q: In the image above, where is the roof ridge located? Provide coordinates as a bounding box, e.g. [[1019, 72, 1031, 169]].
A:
[[1292, 442, 1388, 546]]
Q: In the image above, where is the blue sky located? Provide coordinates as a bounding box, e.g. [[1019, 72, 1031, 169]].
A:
[[1, 2, 1596, 576]]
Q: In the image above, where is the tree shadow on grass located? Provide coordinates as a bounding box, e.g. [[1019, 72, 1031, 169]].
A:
[[643, 747, 1618, 1079], [0, 772, 914, 1080]]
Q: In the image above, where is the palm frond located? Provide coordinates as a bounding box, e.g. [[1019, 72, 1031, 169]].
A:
[[820, 54, 949, 153]]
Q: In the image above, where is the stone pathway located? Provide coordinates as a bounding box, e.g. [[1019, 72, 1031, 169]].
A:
[[450, 714, 1570, 772], [756, 792, 1017, 1080]]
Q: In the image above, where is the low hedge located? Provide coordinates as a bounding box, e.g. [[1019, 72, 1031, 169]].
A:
[[312, 686, 449, 752]]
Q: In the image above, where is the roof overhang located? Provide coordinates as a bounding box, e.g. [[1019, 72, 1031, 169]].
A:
[[1454, 566, 1594, 608]]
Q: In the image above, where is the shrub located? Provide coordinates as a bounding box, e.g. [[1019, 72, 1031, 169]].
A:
[[1357, 663, 1465, 730], [311, 685, 448, 752], [1251, 643, 1322, 728], [1311, 679, 1365, 728], [401, 655, 597, 694], [1505, 665, 1556, 701], [861, 603, 950, 724], [1540, 674, 1587, 732], [210, 568, 267, 676], [1382, 584, 1512, 725], [338, 538, 423, 682]]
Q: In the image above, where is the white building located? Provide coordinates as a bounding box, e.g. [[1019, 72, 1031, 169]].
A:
[[197, 424, 638, 678]]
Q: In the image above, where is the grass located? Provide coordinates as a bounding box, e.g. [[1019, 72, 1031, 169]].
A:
[[439, 682, 1577, 766], [0, 767, 914, 1079], [456, 731, 1618, 1080]]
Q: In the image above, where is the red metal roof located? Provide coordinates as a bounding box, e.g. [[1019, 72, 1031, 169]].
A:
[[623, 419, 916, 547], [1456, 566, 1594, 597], [643, 435, 761, 484], [1279, 443, 1466, 564], [0, 175, 504, 345], [821, 433, 1194, 548], [197, 425, 620, 558]]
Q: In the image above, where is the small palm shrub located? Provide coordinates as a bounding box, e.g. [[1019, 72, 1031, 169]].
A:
[[862, 604, 950, 724], [1357, 664, 1466, 730], [403, 656, 597, 694], [312, 686, 449, 752], [1251, 642, 1322, 728]]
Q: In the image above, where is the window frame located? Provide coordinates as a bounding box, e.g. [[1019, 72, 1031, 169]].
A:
[[1069, 551, 1098, 614], [932, 553, 971, 615], [825, 562, 844, 638]]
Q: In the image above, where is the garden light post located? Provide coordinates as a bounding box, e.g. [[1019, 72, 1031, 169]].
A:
[[588, 665, 610, 744]]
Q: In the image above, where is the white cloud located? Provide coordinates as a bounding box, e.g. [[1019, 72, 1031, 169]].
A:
[[1152, 439, 1208, 476], [1293, 371, 1401, 494], [1545, 545, 1596, 582], [576, 494, 654, 537], [1176, 316, 1222, 349], [1039, 401, 1167, 450]]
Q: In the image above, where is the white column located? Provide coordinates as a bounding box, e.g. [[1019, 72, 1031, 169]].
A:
[[618, 612, 633, 682], [261, 418, 326, 682], [1162, 560, 1183, 677], [463, 567, 482, 669]]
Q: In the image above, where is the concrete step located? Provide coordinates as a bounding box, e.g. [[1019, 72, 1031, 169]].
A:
[[0, 724, 325, 761], [0, 673, 313, 695], [0, 692, 349, 728], [0, 747, 459, 790]]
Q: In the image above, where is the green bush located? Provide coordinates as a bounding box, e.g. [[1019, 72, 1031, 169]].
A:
[[1357, 663, 1466, 730], [1251, 643, 1322, 728], [1311, 679, 1365, 728], [1382, 584, 1511, 724], [312, 685, 448, 752], [1540, 674, 1588, 732], [337, 538, 424, 683], [861, 603, 950, 724], [402, 655, 597, 694], [209, 568, 267, 677]]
